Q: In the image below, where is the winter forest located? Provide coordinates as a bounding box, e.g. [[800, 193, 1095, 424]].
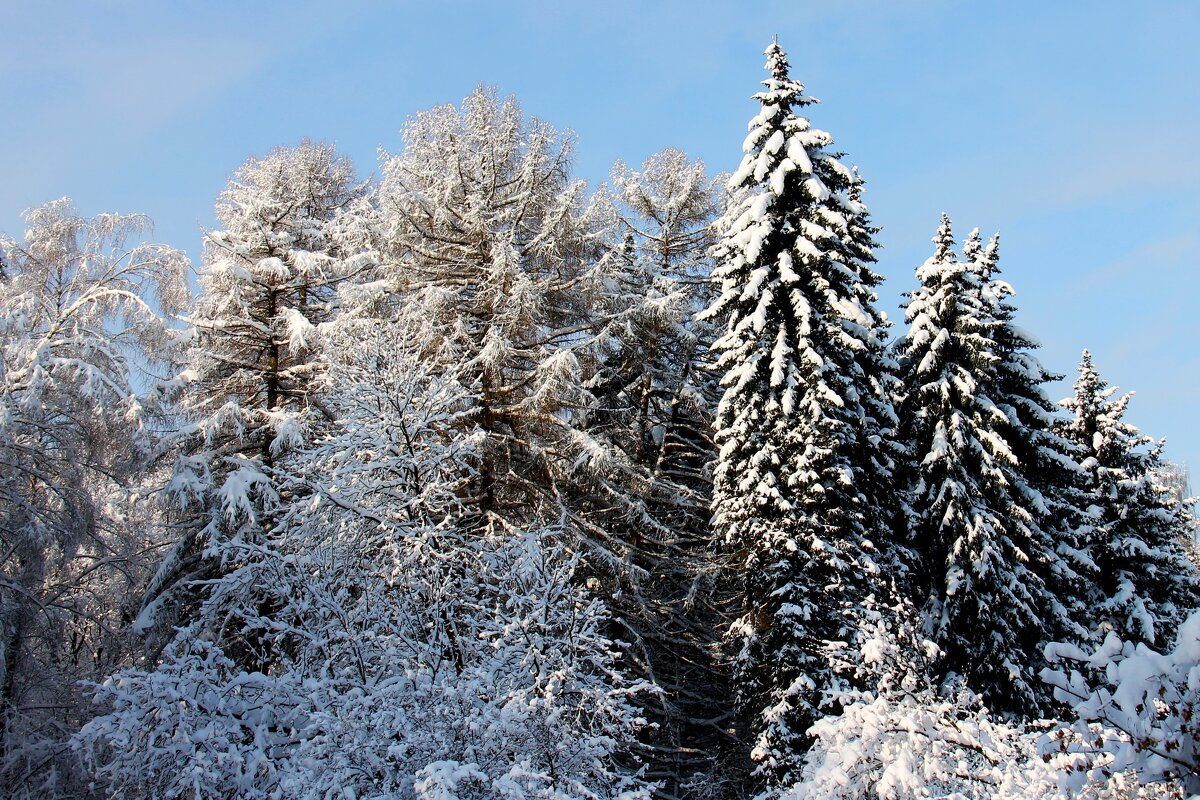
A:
[[3, 39, 1200, 799]]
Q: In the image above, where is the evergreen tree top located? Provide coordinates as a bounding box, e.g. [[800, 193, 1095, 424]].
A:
[[764, 40, 789, 82], [981, 232, 1000, 277], [1062, 348, 1137, 462], [1070, 349, 1109, 408], [931, 213, 956, 264], [756, 40, 816, 114], [962, 227, 983, 264], [966, 229, 1002, 284], [1077, 349, 1112, 387]]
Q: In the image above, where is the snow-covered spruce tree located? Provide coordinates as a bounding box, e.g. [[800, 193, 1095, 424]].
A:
[[700, 42, 904, 789], [78, 307, 652, 800], [896, 216, 1084, 717], [0, 199, 188, 795], [588, 150, 745, 795], [137, 141, 367, 653], [967, 231, 1095, 649], [1059, 350, 1199, 646]]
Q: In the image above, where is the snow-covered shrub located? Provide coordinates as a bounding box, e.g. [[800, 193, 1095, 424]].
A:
[[76, 318, 651, 799], [782, 690, 1067, 800], [1042, 611, 1200, 797], [79, 529, 651, 800], [776, 597, 1187, 800], [779, 600, 1065, 800]]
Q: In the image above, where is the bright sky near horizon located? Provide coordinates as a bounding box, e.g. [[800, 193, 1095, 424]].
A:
[[4, 0, 1199, 476]]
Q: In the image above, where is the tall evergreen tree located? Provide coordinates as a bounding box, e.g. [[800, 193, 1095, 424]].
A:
[[137, 141, 367, 650], [590, 150, 742, 796], [1059, 350, 1200, 645], [896, 216, 1083, 717], [701, 42, 902, 788], [968, 231, 1093, 637]]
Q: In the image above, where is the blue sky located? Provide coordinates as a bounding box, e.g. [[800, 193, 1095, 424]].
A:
[[4, 0, 1199, 476]]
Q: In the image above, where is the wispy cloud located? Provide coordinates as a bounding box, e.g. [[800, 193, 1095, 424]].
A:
[[1061, 231, 1198, 297], [1, 31, 265, 204]]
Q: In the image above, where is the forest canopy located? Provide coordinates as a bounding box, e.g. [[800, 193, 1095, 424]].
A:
[[1, 42, 1197, 800]]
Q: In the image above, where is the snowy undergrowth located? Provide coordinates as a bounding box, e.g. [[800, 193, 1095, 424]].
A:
[[77, 530, 651, 800], [74, 314, 653, 800], [777, 602, 1183, 800], [1043, 610, 1200, 798]]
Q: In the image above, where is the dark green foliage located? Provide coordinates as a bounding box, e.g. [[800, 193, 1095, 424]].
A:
[[702, 42, 903, 787], [1060, 350, 1200, 646], [896, 216, 1088, 717]]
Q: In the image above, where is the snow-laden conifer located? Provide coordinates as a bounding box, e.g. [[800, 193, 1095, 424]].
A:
[[376, 87, 640, 543], [597, 148, 723, 487], [701, 42, 903, 788], [897, 216, 1084, 717], [586, 149, 746, 794], [968, 232, 1095, 649], [373, 91, 713, 793], [136, 141, 368, 648], [1059, 350, 1199, 645]]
